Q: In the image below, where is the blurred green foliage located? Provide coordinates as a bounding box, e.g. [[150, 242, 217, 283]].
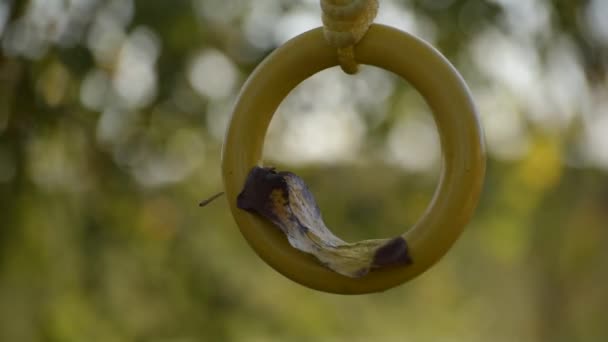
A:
[[1, 0, 607, 341]]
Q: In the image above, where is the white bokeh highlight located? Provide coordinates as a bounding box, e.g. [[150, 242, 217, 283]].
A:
[[189, 49, 239, 100]]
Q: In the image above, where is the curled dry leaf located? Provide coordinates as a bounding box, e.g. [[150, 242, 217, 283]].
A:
[[237, 166, 412, 278]]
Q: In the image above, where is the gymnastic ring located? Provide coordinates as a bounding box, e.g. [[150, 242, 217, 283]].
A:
[[221, 24, 485, 294]]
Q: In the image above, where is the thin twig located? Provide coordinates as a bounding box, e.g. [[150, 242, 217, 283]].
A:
[[198, 192, 225, 207]]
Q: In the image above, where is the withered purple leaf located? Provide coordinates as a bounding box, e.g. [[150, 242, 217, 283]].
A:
[[237, 166, 412, 278]]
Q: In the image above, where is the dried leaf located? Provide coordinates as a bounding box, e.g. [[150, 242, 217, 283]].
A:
[[237, 166, 412, 278]]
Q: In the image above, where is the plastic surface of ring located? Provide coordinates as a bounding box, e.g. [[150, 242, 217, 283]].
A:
[[221, 24, 485, 294]]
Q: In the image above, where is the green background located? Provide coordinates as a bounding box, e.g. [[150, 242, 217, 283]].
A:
[[1, 0, 607, 341]]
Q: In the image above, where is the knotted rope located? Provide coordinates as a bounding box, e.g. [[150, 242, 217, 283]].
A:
[[320, 0, 379, 74]]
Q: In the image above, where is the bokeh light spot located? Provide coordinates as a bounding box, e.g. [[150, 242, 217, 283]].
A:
[[189, 49, 238, 100]]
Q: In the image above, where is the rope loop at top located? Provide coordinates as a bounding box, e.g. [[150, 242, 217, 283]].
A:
[[320, 0, 378, 74]]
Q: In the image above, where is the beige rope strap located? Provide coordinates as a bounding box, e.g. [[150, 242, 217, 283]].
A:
[[320, 0, 379, 74]]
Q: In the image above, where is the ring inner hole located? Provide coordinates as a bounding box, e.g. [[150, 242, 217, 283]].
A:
[[263, 66, 440, 241]]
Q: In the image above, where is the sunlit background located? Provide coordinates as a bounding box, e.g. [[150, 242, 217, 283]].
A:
[[1, 0, 607, 341]]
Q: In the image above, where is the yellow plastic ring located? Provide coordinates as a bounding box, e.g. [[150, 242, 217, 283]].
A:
[[222, 24, 485, 294]]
